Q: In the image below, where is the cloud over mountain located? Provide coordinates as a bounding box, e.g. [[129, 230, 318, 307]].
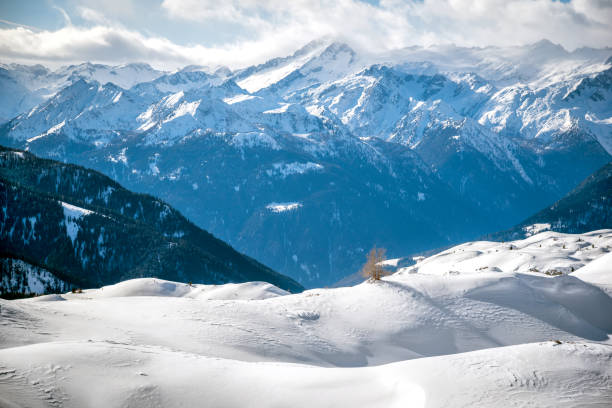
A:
[[0, 0, 610, 69]]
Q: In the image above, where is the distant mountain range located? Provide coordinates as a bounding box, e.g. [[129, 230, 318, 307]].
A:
[[0, 39, 610, 286], [0, 146, 303, 296]]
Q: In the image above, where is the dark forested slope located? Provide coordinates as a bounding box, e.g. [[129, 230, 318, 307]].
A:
[[0, 146, 303, 294]]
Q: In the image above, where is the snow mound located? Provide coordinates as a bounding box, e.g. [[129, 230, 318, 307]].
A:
[[27, 294, 67, 302], [78, 278, 288, 300], [190, 281, 289, 300], [572, 252, 612, 293], [91, 278, 193, 298]]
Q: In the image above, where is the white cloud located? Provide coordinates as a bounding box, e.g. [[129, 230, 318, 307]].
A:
[[159, 0, 612, 50], [0, 0, 610, 69], [78, 7, 112, 26], [0, 25, 309, 70]]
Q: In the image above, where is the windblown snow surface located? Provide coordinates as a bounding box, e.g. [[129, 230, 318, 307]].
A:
[[1, 230, 611, 407]]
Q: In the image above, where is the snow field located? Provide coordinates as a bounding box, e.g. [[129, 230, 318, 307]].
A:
[[0, 229, 611, 406], [0, 340, 609, 408]]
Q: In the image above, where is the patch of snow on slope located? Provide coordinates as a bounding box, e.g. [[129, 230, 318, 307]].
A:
[[523, 223, 551, 236], [136, 106, 156, 131], [107, 147, 128, 165], [0, 151, 25, 163], [266, 202, 302, 212], [164, 100, 201, 122], [292, 132, 313, 140], [266, 162, 323, 178], [0, 258, 70, 295], [61, 201, 93, 244], [163, 91, 184, 107], [263, 103, 291, 114], [585, 113, 612, 125], [238, 60, 307, 93], [27, 120, 65, 143], [231, 132, 280, 150], [223, 94, 258, 104]]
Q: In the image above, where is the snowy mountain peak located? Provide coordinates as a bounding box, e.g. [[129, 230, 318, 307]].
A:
[[319, 42, 356, 59], [118, 62, 156, 71], [527, 38, 568, 56], [292, 37, 334, 57]]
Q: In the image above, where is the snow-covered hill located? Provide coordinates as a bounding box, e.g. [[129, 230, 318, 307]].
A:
[[573, 252, 612, 295], [0, 229, 611, 406], [399, 229, 611, 277]]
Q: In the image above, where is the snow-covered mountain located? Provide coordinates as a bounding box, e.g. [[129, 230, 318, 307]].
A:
[[1, 61, 166, 94], [0, 62, 165, 123], [0, 39, 610, 286], [1, 229, 611, 406], [232, 40, 361, 94]]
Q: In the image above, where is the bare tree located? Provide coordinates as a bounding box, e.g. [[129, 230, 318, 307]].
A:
[[361, 247, 387, 281]]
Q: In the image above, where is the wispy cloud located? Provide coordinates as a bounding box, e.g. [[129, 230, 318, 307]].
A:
[[0, 0, 610, 69], [51, 6, 72, 27]]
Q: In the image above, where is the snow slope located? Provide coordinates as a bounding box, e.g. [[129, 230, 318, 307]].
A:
[[572, 252, 612, 294], [0, 340, 609, 408], [399, 229, 612, 276], [1, 230, 611, 406]]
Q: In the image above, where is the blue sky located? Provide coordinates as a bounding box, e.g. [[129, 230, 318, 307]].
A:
[[0, 0, 228, 46], [0, 0, 609, 69]]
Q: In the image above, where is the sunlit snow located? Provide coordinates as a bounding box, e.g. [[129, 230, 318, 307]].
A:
[[266, 202, 302, 212], [1, 230, 611, 407], [61, 201, 93, 244]]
